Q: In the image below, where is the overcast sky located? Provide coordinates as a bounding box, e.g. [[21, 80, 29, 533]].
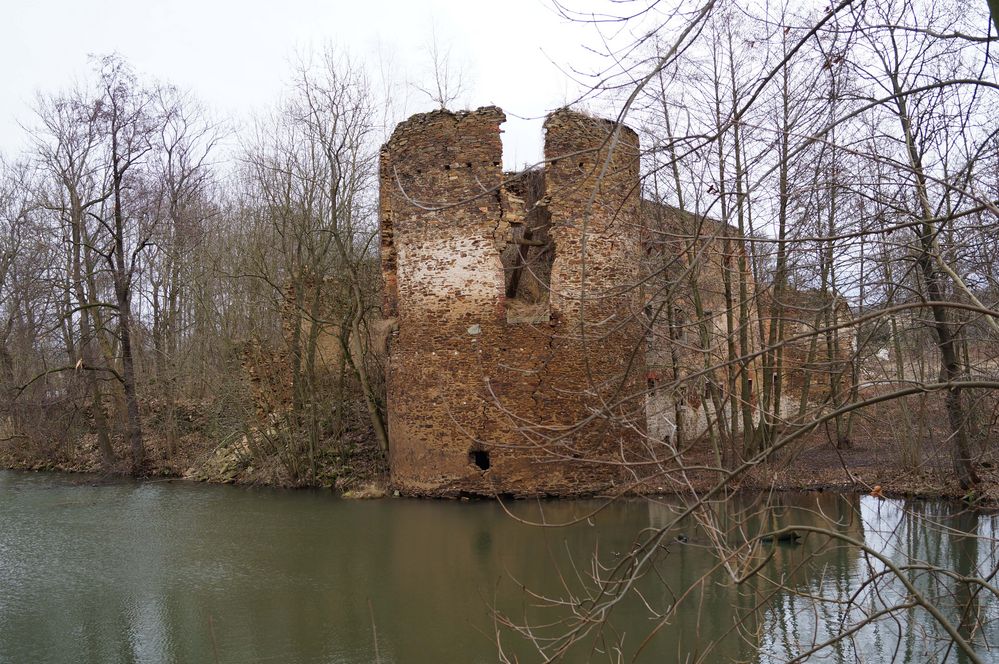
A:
[[1, 0, 611, 169]]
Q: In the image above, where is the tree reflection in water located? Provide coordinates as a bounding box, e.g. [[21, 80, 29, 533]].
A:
[[500, 493, 999, 663]]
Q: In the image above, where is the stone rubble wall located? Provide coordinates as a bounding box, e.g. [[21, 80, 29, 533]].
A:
[[379, 106, 647, 496], [641, 204, 762, 443]]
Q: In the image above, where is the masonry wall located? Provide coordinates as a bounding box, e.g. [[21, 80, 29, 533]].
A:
[[642, 203, 762, 443], [641, 202, 856, 445], [380, 106, 647, 496], [772, 289, 855, 406]]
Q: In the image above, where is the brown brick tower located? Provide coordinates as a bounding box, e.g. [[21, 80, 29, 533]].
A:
[[379, 106, 645, 496]]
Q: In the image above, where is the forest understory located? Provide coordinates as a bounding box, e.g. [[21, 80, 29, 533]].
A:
[[0, 395, 388, 496], [4, 389, 996, 505]]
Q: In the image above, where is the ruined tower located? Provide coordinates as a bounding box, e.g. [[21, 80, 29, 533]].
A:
[[379, 106, 646, 496]]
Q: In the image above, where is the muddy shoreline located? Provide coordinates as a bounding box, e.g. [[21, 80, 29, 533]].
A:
[[4, 403, 997, 505], [3, 450, 995, 508]]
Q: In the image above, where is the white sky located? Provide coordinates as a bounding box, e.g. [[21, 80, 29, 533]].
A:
[[1, 0, 610, 170]]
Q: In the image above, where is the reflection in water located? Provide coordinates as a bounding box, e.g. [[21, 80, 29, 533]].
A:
[[745, 496, 998, 664], [0, 472, 996, 663]]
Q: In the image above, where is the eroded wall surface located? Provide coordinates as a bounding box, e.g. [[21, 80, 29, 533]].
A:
[[641, 203, 762, 443], [641, 202, 854, 446], [380, 106, 646, 496]]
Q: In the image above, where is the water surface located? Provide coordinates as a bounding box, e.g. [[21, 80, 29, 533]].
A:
[[1, 471, 996, 662]]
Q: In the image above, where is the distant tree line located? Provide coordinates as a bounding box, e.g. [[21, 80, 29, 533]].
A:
[[0, 49, 388, 482]]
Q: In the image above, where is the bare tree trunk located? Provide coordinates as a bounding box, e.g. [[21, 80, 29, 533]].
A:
[[890, 71, 979, 490], [346, 284, 390, 455], [70, 192, 115, 471], [112, 201, 145, 474], [108, 106, 146, 475]]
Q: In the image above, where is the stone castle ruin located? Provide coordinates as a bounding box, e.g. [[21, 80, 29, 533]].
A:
[[232, 104, 854, 496], [229, 104, 855, 495], [380, 106, 648, 496]]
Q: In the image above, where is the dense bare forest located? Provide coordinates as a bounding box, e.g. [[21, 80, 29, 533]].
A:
[[625, 0, 999, 499], [0, 51, 388, 488], [497, 0, 999, 659]]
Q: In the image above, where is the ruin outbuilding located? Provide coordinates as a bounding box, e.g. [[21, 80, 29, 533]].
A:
[[379, 106, 648, 496]]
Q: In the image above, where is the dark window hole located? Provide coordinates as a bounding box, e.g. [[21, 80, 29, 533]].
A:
[[470, 450, 490, 471]]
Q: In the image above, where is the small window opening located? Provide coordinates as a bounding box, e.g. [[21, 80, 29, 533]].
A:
[[470, 450, 490, 471], [646, 369, 660, 391]]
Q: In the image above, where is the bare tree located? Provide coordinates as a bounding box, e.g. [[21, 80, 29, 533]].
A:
[[412, 22, 469, 109], [93, 55, 166, 474], [29, 80, 119, 469], [236, 47, 387, 482]]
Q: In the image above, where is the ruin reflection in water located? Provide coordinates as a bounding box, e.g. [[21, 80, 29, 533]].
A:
[[0, 471, 996, 663]]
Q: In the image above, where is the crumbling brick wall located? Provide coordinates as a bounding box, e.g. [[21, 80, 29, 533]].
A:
[[240, 276, 355, 422], [642, 201, 855, 443], [642, 202, 762, 443], [771, 288, 855, 405], [380, 106, 647, 496]]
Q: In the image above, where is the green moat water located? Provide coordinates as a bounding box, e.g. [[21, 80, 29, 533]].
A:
[[1, 470, 996, 663]]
